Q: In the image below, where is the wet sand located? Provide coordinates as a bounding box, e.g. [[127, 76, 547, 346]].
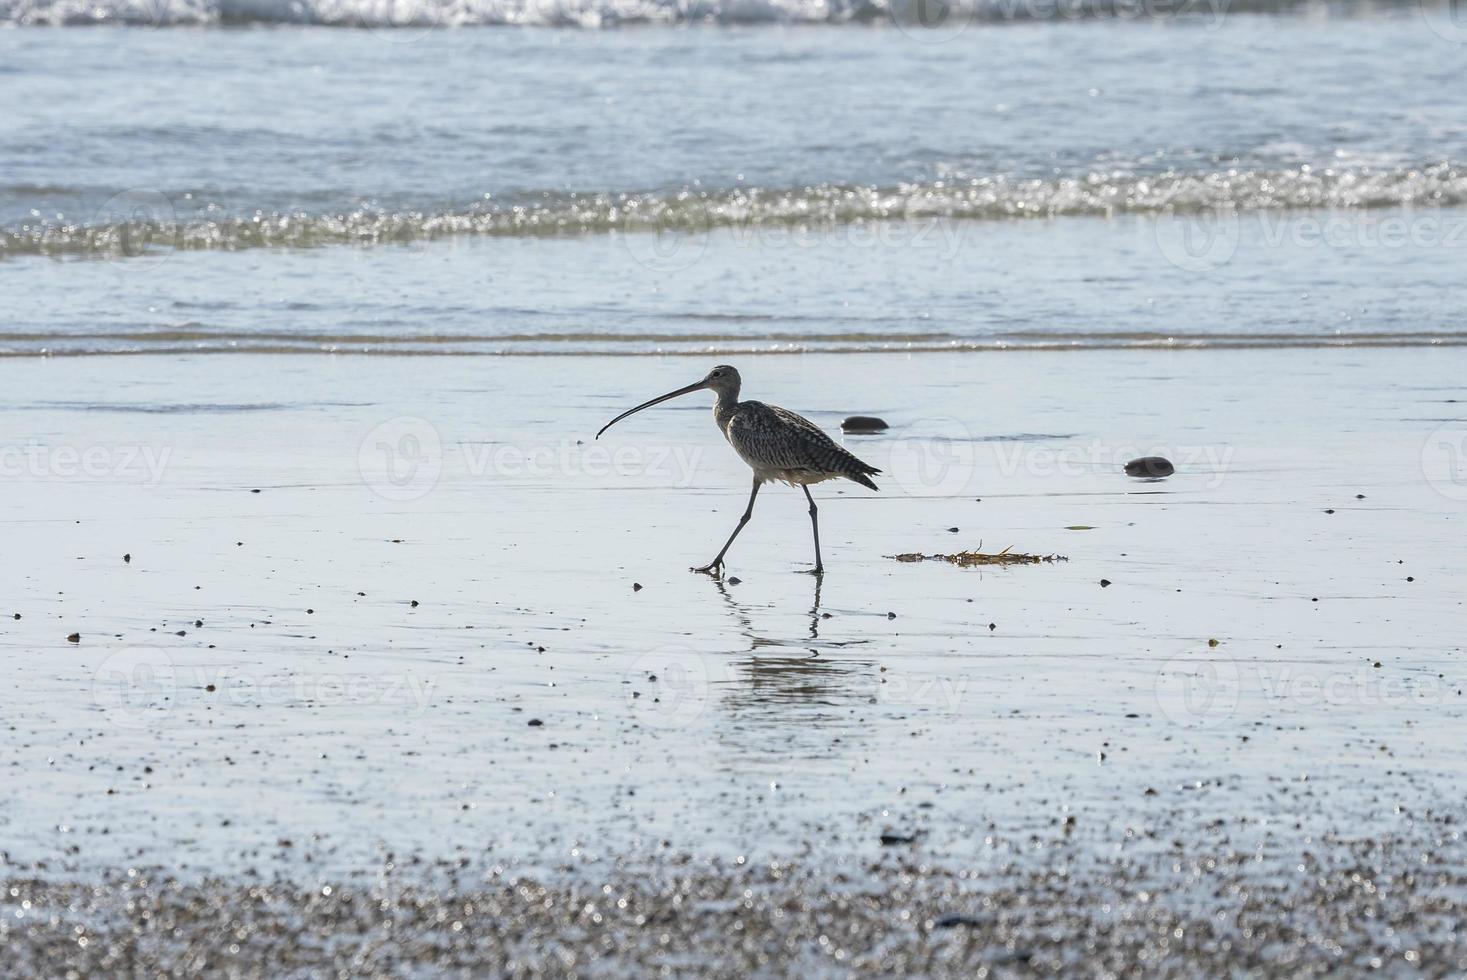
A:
[[2, 348, 1464, 973]]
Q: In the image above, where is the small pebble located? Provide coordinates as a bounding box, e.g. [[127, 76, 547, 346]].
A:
[[66, 633, 81, 643], [527, 718, 544, 727], [1100, 579, 1112, 588], [632, 583, 643, 592]]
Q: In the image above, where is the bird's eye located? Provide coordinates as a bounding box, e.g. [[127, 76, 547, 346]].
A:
[[711, 370, 722, 377]]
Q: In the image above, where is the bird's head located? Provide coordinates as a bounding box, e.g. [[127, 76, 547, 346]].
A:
[[702, 364, 741, 399]]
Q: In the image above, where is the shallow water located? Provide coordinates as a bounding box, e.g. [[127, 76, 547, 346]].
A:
[[2, 349, 1463, 880]]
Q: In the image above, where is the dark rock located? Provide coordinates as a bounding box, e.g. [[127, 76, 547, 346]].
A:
[[527, 719, 544, 727], [1100, 579, 1112, 588], [632, 583, 643, 592], [933, 913, 983, 930], [879, 831, 918, 845], [841, 416, 889, 434], [1124, 456, 1175, 478], [122, 553, 131, 563], [66, 633, 81, 643]]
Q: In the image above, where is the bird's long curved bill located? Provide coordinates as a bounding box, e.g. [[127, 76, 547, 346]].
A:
[[596, 380, 706, 439]]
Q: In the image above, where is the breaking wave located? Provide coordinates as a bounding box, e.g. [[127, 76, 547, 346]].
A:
[[3, 162, 1465, 261]]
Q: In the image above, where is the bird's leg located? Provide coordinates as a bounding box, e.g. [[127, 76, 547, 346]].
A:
[[692, 479, 761, 576], [802, 485, 824, 575]]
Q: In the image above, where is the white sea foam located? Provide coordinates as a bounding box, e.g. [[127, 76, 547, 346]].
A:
[[0, 0, 1347, 26], [4, 163, 1464, 260]]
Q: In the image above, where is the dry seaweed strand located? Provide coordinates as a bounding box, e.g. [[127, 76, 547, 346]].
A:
[[891, 546, 1069, 568]]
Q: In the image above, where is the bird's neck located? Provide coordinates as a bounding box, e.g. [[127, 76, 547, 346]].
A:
[[712, 390, 740, 429]]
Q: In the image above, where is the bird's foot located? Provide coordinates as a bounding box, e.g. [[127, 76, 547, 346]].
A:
[[691, 560, 724, 577], [798, 565, 825, 576]]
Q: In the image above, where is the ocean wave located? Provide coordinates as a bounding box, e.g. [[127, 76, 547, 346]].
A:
[[3, 163, 1465, 261], [3, 328, 1464, 357], [0, 0, 1386, 26]]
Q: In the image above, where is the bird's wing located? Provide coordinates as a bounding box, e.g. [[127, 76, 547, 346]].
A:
[[727, 402, 880, 478]]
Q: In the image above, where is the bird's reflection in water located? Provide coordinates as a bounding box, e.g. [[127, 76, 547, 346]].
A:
[[707, 576, 878, 738]]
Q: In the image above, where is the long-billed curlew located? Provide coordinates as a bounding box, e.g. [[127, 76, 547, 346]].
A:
[[596, 365, 880, 576]]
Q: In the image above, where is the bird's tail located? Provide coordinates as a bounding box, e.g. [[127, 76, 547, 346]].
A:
[[847, 466, 881, 492]]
